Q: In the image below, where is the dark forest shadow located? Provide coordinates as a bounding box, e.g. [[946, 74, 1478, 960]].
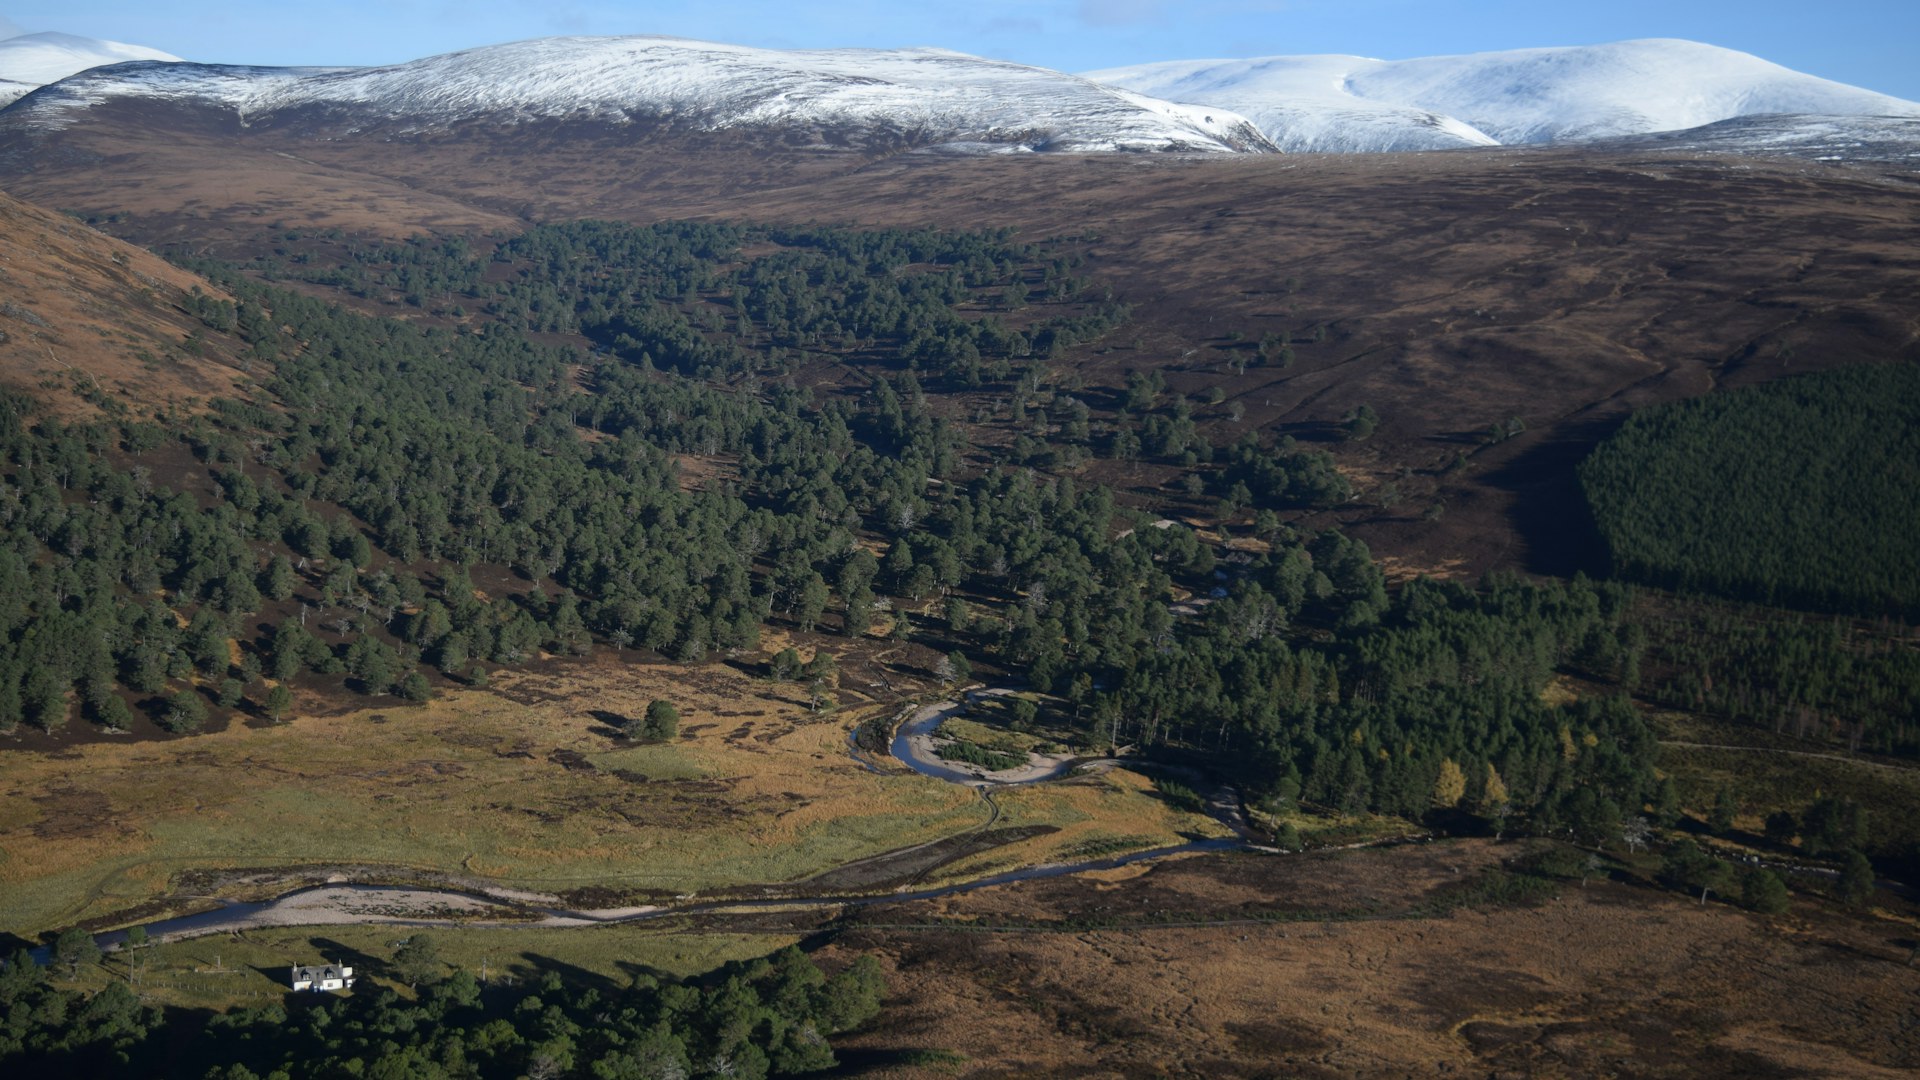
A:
[[1473, 418, 1622, 579]]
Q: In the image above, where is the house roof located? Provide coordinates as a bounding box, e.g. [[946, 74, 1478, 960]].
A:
[[292, 963, 351, 980]]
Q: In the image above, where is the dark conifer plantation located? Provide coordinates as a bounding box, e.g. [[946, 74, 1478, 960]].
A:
[[1581, 364, 1920, 619]]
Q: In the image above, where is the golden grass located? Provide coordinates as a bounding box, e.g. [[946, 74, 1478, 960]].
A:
[[939, 716, 1056, 755], [0, 656, 987, 934], [926, 768, 1231, 884], [2, 656, 1224, 938], [1250, 804, 1418, 846], [1539, 675, 1583, 708]]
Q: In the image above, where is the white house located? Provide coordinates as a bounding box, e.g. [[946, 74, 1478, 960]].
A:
[[290, 962, 355, 991]]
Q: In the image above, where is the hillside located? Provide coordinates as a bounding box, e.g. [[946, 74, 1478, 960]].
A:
[[0, 190, 255, 417], [1607, 112, 1920, 163]]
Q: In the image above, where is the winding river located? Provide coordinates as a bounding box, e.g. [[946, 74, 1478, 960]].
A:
[[82, 835, 1245, 955], [73, 694, 1257, 952], [886, 694, 1097, 786]]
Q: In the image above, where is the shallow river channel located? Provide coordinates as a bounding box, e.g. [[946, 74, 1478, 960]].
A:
[[74, 698, 1254, 952]]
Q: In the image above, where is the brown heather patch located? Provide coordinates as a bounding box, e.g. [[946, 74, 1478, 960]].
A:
[[0, 189, 257, 417], [822, 841, 1920, 1078]]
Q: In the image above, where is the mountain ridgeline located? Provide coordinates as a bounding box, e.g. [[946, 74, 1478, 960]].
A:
[[0, 30, 180, 106], [1087, 38, 1920, 156], [6, 33, 1914, 165], [0, 35, 1273, 154]]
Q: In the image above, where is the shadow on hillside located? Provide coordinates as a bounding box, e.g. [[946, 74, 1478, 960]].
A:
[[1473, 417, 1620, 579]]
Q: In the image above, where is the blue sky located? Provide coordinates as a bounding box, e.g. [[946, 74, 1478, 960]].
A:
[[6, 1, 1917, 99]]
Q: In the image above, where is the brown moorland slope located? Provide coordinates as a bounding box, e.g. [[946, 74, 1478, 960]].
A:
[[0, 187, 257, 417], [6, 109, 1919, 573], [818, 842, 1920, 1078]]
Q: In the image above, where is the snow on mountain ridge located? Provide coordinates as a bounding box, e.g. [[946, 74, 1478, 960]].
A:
[[12, 35, 1275, 154], [1344, 39, 1920, 144], [1086, 53, 1499, 152], [0, 30, 179, 95], [1087, 39, 1920, 153], [1598, 113, 1920, 164]]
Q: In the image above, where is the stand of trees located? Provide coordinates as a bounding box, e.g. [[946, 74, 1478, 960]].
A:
[[0, 219, 1355, 738], [1075, 568, 1658, 836], [241, 220, 1126, 387], [0, 944, 880, 1079], [1635, 597, 1920, 758], [1581, 363, 1920, 619]]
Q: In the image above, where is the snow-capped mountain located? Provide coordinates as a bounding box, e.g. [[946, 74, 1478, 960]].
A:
[[6, 35, 1274, 154], [1086, 39, 1920, 154], [0, 30, 179, 106]]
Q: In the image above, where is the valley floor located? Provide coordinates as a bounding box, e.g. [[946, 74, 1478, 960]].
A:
[[0, 654, 1227, 937]]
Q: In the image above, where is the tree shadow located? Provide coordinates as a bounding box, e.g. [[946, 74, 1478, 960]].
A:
[[588, 709, 632, 740], [516, 952, 622, 996], [821, 1048, 969, 1077], [305, 935, 384, 980], [236, 694, 280, 730], [612, 958, 682, 988], [1423, 807, 1491, 837], [248, 962, 302, 990], [793, 929, 848, 955], [1426, 429, 1497, 446], [1277, 420, 1348, 444]]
